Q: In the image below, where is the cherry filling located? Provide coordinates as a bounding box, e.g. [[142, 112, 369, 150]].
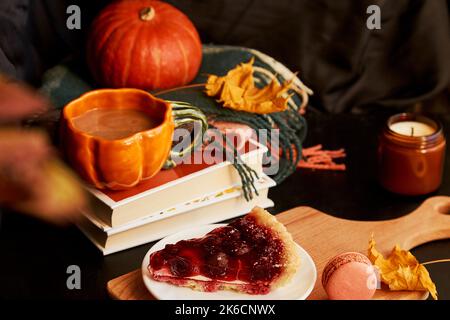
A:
[[149, 216, 285, 285]]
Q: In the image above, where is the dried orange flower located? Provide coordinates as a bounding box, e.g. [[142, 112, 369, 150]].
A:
[[368, 237, 438, 300], [205, 58, 294, 114]]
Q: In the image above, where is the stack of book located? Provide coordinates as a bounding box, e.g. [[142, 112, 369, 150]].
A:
[[78, 139, 276, 255]]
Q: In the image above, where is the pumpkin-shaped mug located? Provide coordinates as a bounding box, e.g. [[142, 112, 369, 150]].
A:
[[61, 89, 207, 190]]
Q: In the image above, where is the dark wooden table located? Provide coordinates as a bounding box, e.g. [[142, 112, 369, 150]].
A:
[[1, 109, 449, 300]]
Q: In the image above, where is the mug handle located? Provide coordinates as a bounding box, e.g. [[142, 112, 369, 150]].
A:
[[163, 101, 208, 169]]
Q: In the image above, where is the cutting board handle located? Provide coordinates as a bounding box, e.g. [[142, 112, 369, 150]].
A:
[[399, 196, 450, 250], [408, 196, 450, 221]]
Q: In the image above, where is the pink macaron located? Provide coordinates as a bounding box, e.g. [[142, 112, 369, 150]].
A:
[[322, 252, 377, 300]]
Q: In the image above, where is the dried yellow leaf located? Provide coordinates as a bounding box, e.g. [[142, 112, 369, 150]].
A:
[[368, 238, 438, 300], [205, 57, 293, 114]]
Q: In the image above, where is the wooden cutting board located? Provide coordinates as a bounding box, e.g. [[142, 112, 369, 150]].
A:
[[107, 196, 450, 300]]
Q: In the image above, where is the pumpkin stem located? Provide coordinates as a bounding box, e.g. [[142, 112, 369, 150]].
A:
[[139, 7, 155, 21]]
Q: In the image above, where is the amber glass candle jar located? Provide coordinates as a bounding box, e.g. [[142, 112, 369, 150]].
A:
[[378, 113, 446, 196]]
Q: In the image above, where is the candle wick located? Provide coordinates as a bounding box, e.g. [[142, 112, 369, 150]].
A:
[[411, 127, 414, 136]]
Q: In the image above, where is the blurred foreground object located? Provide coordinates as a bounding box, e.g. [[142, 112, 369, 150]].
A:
[[0, 78, 85, 224], [0, 75, 48, 123]]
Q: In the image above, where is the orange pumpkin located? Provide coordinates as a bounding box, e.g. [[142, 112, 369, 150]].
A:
[[87, 0, 203, 90], [61, 89, 174, 190]]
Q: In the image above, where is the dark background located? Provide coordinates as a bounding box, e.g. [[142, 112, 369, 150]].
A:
[[0, 0, 449, 300], [1, 0, 449, 113]]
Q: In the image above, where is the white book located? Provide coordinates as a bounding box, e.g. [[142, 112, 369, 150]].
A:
[[85, 139, 267, 227]]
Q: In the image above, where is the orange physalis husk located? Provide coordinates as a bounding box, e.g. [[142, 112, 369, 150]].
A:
[[368, 237, 438, 300], [205, 57, 294, 114]]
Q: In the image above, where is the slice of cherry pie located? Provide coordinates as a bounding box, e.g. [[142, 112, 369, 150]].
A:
[[148, 207, 300, 294]]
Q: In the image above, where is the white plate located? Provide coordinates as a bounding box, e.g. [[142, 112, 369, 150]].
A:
[[141, 224, 317, 300]]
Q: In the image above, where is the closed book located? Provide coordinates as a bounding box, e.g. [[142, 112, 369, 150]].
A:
[[86, 139, 266, 227]]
